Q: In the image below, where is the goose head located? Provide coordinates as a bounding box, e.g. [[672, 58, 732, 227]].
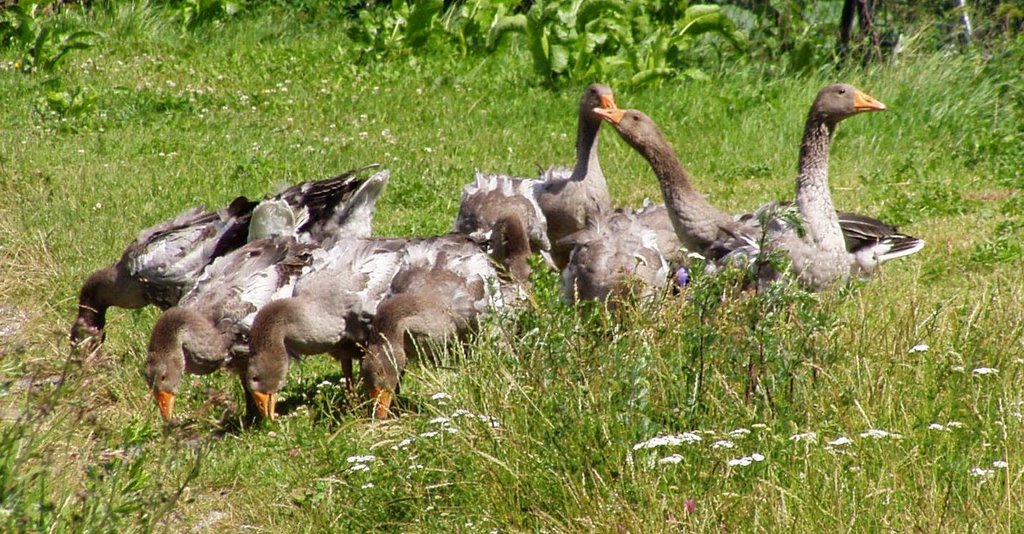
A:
[[580, 83, 617, 124], [592, 108, 672, 164], [145, 307, 233, 422], [810, 84, 886, 125], [244, 299, 298, 421]]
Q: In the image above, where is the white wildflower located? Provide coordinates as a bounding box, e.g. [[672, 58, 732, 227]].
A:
[[478, 415, 501, 428], [348, 463, 370, 473], [993, 460, 1009, 469], [430, 392, 451, 401], [347, 455, 376, 464], [946, 421, 965, 428], [828, 437, 853, 447], [972, 367, 999, 376], [727, 454, 764, 467], [908, 344, 929, 353], [728, 428, 751, 437], [392, 437, 416, 450], [789, 432, 818, 443], [859, 429, 902, 440], [361, 483, 375, 489], [712, 440, 735, 450], [450, 409, 473, 418], [727, 457, 752, 467], [970, 467, 994, 478], [927, 423, 947, 431], [429, 417, 451, 425], [632, 433, 702, 450], [659, 454, 684, 465], [419, 431, 439, 438]]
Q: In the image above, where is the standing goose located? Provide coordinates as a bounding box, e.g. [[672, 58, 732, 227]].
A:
[[145, 169, 390, 421], [456, 83, 617, 270], [732, 202, 925, 278], [70, 166, 381, 354], [595, 85, 915, 290]]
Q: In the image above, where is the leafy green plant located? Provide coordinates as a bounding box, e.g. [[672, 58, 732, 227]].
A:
[[0, 3, 99, 73], [170, 0, 246, 30], [346, 0, 445, 57], [37, 85, 97, 120], [498, 0, 745, 86]]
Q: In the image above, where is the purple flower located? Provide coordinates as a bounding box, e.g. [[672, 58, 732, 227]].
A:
[[674, 266, 690, 287], [685, 499, 697, 514]]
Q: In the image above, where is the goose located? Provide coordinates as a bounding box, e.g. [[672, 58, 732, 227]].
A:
[[246, 216, 531, 421], [453, 172, 551, 265], [595, 85, 920, 290], [560, 208, 669, 306], [144, 170, 390, 421], [361, 228, 528, 420], [244, 237, 409, 421], [146, 237, 315, 422], [455, 83, 617, 270], [70, 165, 381, 354]]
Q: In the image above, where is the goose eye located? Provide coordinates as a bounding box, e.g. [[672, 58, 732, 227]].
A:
[[837, 87, 847, 95]]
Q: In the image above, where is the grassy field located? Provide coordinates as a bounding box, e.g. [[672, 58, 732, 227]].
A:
[[1, 3, 1023, 531]]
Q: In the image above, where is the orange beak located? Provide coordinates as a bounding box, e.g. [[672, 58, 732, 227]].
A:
[[593, 107, 625, 124], [598, 93, 617, 110], [853, 89, 886, 112], [251, 391, 277, 421], [154, 390, 175, 422], [370, 387, 393, 420]]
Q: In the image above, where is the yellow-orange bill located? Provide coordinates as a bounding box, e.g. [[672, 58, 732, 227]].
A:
[[592, 107, 625, 124], [370, 387, 393, 420], [251, 391, 277, 421], [853, 90, 886, 112], [598, 93, 617, 110], [154, 390, 175, 422]]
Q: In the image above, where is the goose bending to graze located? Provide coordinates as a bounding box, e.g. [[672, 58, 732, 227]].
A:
[[70, 165, 383, 354], [246, 217, 531, 421], [596, 85, 911, 290], [146, 237, 315, 421], [362, 227, 529, 420], [244, 238, 409, 421], [560, 209, 669, 306], [457, 84, 616, 271], [144, 170, 390, 421]]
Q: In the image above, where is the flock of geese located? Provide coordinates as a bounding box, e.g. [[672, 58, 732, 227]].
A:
[[69, 83, 925, 423]]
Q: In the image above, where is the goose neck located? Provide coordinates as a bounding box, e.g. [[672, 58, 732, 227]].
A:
[[570, 116, 604, 183]]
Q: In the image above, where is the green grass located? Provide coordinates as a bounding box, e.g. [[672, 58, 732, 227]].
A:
[[2, 4, 1024, 531]]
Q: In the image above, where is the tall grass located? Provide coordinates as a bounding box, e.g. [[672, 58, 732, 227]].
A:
[[0, 4, 1022, 531]]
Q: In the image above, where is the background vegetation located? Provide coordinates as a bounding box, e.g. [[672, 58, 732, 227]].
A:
[[1, 0, 1023, 531]]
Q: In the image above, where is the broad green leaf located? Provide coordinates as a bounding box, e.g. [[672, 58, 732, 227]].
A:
[[487, 14, 526, 51], [577, 0, 626, 32], [407, 0, 444, 49], [630, 67, 674, 87], [549, 43, 570, 74]]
